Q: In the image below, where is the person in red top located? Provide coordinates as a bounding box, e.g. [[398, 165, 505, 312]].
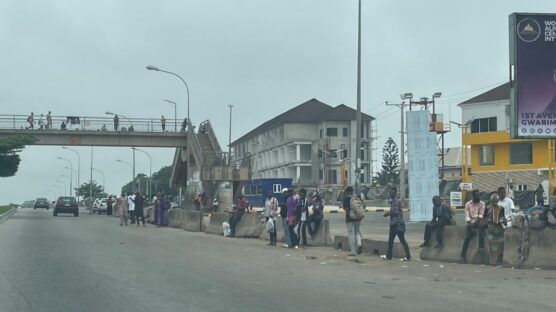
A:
[[229, 195, 247, 237]]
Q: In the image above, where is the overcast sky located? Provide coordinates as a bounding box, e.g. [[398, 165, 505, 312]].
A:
[[1, 0, 554, 204]]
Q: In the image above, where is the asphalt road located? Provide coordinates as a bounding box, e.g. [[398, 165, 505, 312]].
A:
[[1, 208, 555, 312]]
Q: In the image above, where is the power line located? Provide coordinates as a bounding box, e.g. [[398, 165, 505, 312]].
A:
[[441, 80, 507, 98]]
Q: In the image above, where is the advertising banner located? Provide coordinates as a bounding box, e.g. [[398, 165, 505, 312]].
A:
[[510, 13, 556, 138], [407, 111, 438, 221]]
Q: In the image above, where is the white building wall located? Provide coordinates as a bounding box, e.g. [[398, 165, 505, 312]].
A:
[[461, 100, 509, 131]]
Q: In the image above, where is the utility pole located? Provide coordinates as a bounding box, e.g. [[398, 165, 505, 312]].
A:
[[228, 104, 234, 165], [354, 0, 362, 194], [89, 146, 93, 213], [385, 101, 409, 203], [132, 148, 136, 192]]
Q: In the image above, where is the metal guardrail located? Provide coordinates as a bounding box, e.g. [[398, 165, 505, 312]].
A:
[[199, 120, 222, 153], [0, 114, 185, 133]]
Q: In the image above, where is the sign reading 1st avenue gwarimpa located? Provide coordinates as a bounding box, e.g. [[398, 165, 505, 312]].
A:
[[510, 13, 556, 138]]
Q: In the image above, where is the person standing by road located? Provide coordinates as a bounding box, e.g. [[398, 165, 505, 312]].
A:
[[420, 196, 452, 249], [113, 114, 119, 131], [535, 184, 544, 206], [46, 111, 52, 130], [459, 189, 486, 264], [497, 187, 515, 227], [279, 188, 291, 248], [296, 188, 309, 248], [128, 193, 136, 225], [485, 193, 507, 266], [159, 192, 170, 226], [106, 195, 114, 216], [286, 189, 298, 248], [381, 187, 411, 261], [161, 115, 166, 132], [264, 191, 279, 246], [134, 192, 146, 227], [27, 112, 34, 129], [153, 192, 162, 226], [229, 195, 247, 237], [508, 184, 514, 200], [343, 186, 363, 256], [118, 193, 129, 226]]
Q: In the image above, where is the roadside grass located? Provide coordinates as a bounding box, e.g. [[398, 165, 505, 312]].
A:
[[0, 204, 17, 215]]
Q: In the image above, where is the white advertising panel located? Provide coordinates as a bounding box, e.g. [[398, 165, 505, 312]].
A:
[[407, 111, 439, 221]]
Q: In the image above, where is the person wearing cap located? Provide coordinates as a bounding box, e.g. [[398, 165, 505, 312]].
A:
[[279, 188, 291, 247]]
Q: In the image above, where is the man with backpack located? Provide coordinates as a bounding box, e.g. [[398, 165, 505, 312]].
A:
[[342, 186, 364, 256], [420, 196, 452, 249], [296, 189, 309, 248], [307, 191, 324, 239], [381, 187, 411, 261]]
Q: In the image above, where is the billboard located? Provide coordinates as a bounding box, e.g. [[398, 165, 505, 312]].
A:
[[510, 13, 556, 138], [406, 111, 438, 222]]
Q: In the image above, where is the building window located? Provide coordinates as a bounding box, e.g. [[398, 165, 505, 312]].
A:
[[518, 184, 527, 191], [360, 173, 365, 183], [319, 128, 323, 138], [272, 184, 282, 193], [327, 169, 337, 184], [326, 128, 338, 137], [318, 149, 323, 158], [509, 142, 532, 165], [319, 170, 323, 180], [361, 123, 365, 138], [479, 144, 494, 166], [471, 117, 497, 133], [342, 127, 348, 137]]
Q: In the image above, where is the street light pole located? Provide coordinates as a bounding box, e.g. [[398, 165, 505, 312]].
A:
[[91, 168, 105, 191], [56, 180, 67, 196], [57, 157, 73, 196], [164, 99, 177, 132], [132, 147, 152, 199], [62, 147, 80, 201], [354, 0, 362, 195], [228, 104, 233, 164], [386, 99, 411, 203], [146, 65, 190, 123], [117, 159, 134, 193]]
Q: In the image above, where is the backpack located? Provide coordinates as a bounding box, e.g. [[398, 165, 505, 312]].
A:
[[349, 195, 366, 220]]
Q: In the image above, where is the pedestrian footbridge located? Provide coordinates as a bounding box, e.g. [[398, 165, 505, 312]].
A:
[[0, 114, 187, 147]]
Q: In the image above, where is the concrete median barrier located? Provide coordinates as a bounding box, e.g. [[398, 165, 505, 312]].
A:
[[183, 211, 205, 232], [167, 209, 187, 229], [261, 218, 332, 246], [419, 226, 487, 264], [504, 228, 556, 269], [205, 212, 229, 235], [233, 212, 264, 238], [333, 235, 407, 258]]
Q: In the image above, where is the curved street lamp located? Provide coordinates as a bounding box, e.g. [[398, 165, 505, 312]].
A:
[[57, 157, 73, 196], [132, 147, 152, 198], [62, 147, 80, 200], [91, 168, 105, 190], [146, 65, 190, 123]]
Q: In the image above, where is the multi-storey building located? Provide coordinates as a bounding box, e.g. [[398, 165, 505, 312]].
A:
[[459, 82, 549, 191], [230, 98, 374, 187]]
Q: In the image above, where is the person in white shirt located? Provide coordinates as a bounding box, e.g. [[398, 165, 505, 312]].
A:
[[497, 187, 515, 227], [128, 193, 136, 224], [508, 184, 514, 200]]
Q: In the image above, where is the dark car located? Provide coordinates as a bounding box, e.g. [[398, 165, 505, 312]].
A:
[[34, 198, 50, 210], [54, 196, 79, 217]]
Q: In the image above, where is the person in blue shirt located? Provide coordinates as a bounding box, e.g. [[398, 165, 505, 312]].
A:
[[381, 187, 411, 261]]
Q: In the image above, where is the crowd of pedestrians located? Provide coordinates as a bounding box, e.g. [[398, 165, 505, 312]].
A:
[[112, 191, 170, 227]]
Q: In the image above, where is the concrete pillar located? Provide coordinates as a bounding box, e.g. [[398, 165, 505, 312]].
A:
[[296, 166, 301, 181], [296, 144, 301, 161]]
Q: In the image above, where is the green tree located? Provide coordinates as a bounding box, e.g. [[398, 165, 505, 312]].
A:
[[120, 166, 178, 199], [75, 180, 107, 199], [0, 135, 35, 177], [377, 137, 400, 186]]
